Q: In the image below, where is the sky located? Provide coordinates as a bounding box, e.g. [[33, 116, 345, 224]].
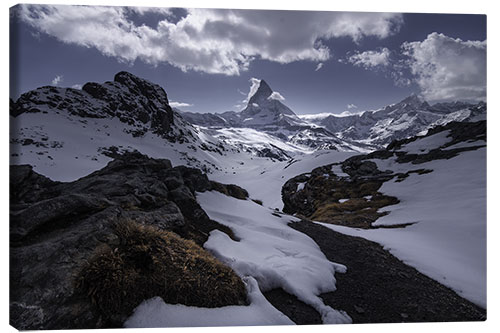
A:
[[9, 4, 486, 115]]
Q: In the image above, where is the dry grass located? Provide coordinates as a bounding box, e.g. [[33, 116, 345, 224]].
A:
[[307, 177, 399, 229], [210, 181, 249, 200], [75, 220, 247, 322], [251, 199, 263, 206]]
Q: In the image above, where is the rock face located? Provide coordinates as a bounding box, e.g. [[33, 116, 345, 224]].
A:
[[10, 151, 248, 330], [11, 71, 176, 139], [282, 120, 486, 228]]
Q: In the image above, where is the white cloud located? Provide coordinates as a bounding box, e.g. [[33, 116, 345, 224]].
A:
[[169, 101, 193, 108], [245, 78, 262, 103], [402, 32, 486, 101], [338, 110, 365, 117], [71, 84, 82, 89], [268, 91, 285, 101], [314, 63, 323, 71], [347, 103, 357, 109], [19, 5, 403, 76], [51, 75, 63, 85], [347, 47, 391, 68]]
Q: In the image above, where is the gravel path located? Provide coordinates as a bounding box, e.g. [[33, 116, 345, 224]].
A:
[[266, 220, 486, 324]]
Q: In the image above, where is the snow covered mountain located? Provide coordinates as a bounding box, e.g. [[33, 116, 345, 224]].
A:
[[10, 71, 486, 183], [300, 95, 486, 147], [181, 79, 373, 152], [11, 72, 316, 181]]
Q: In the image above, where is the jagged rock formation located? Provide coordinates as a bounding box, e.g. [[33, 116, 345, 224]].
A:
[[10, 71, 194, 142], [10, 151, 249, 330]]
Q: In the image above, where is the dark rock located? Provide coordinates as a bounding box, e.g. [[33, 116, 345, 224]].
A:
[[10, 152, 249, 330], [12, 71, 177, 140]]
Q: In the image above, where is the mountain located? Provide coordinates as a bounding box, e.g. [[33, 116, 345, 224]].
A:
[[180, 79, 373, 153], [301, 94, 486, 147], [11, 72, 346, 182], [11, 71, 192, 142], [10, 72, 486, 183], [181, 79, 306, 129]]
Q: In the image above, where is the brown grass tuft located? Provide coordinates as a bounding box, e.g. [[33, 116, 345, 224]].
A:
[[210, 181, 249, 200], [75, 220, 247, 323]]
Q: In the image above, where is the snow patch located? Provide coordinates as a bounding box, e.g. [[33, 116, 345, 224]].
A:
[[198, 191, 352, 324], [399, 130, 452, 154], [296, 182, 306, 191], [125, 277, 294, 328]]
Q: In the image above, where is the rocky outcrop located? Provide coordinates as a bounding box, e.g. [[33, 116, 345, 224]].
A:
[[282, 120, 486, 228], [10, 151, 249, 330], [11, 71, 175, 139]]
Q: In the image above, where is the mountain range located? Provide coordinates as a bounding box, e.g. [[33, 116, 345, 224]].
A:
[[10, 71, 486, 181], [180, 78, 485, 149]]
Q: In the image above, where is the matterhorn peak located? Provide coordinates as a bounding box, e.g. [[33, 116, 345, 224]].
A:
[[248, 79, 273, 105]]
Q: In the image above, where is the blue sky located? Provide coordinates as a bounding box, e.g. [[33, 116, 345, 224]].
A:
[[10, 5, 486, 115]]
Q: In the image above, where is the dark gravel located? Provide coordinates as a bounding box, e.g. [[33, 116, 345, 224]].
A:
[[263, 288, 322, 325], [279, 220, 486, 324]]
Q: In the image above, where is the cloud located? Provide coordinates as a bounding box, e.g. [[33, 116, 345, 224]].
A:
[[338, 110, 365, 117], [347, 103, 357, 109], [51, 75, 63, 85], [314, 63, 323, 71], [19, 5, 403, 76], [268, 91, 285, 101], [244, 78, 262, 103], [169, 101, 193, 108], [402, 32, 486, 101], [347, 47, 391, 68]]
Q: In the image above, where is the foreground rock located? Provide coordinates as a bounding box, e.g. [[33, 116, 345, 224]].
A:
[[10, 152, 248, 330]]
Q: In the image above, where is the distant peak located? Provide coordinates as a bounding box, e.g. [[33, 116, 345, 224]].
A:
[[248, 79, 273, 105], [397, 93, 429, 108]]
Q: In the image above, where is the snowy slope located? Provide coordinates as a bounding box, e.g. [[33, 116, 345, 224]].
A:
[[317, 127, 486, 307]]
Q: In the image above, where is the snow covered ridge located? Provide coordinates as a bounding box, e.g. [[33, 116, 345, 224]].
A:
[[181, 78, 374, 152], [181, 80, 485, 151], [304, 95, 486, 147], [282, 120, 486, 308]]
